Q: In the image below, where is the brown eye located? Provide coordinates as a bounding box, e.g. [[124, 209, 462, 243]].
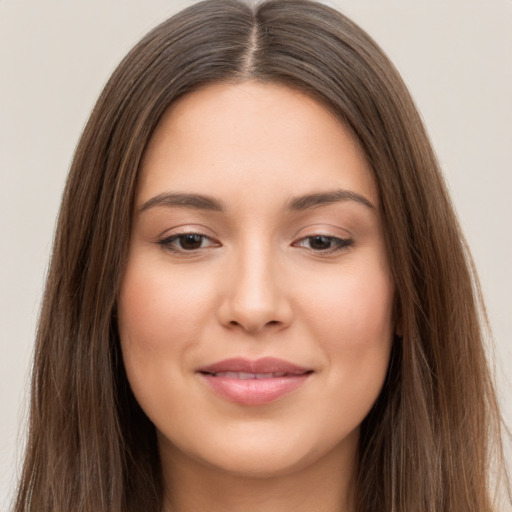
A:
[[309, 236, 335, 250], [295, 235, 353, 253], [178, 234, 204, 250], [158, 233, 218, 253]]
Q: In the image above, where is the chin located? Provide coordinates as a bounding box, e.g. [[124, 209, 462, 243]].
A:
[[208, 444, 312, 478], [158, 421, 359, 480]]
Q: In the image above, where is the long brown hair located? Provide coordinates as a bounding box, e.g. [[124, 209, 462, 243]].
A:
[[14, 1, 509, 511]]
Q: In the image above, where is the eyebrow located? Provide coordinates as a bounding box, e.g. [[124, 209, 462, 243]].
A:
[[139, 192, 225, 213], [286, 189, 375, 211], [139, 188, 375, 214]]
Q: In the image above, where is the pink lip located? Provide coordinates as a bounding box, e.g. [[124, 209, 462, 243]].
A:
[[197, 357, 313, 406]]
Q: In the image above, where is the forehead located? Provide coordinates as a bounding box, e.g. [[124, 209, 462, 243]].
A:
[[137, 81, 378, 209]]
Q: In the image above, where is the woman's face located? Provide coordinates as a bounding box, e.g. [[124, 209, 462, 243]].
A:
[[118, 81, 395, 479]]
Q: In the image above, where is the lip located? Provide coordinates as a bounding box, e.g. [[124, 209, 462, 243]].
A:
[[197, 357, 313, 406]]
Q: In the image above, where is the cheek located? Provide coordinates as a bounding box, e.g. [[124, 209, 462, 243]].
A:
[[118, 268, 178, 355], [118, 256, 212, 350], [303, 260, 394, 345], [116, 255, 214, 408], [298, 259, 394, 414]]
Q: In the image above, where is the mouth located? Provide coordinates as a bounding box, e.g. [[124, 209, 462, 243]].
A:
[[197, 357, 313, 406], [202, 371, 295, 379]]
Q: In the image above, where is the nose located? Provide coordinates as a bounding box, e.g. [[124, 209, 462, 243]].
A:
[[217, 243, 293, 334]]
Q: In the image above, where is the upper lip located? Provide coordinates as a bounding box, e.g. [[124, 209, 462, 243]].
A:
[[197, 357, 312, 376]]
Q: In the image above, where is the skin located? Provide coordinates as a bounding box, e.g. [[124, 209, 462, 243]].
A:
[[118, 81, 395, 512]]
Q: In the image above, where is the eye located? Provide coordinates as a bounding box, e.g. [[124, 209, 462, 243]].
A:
[[158, 233, 219, 253], [294, 235, 353, 253]]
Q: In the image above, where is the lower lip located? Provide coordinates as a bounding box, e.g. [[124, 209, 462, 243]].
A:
[[200, 373, 311, 405]]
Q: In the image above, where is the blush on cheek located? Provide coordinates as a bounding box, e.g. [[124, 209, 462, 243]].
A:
[[119, 257, 177, 336], [312, 271, 393, 341]]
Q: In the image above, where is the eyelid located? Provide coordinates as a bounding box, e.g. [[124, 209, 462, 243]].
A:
[[157, 228, 221, 254], [292, 234, 353, 253], [155, 224, 353, 256]]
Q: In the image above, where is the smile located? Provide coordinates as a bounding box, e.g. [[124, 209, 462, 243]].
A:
[[197, 357, 313, 405], [206, 371, 290, 379]]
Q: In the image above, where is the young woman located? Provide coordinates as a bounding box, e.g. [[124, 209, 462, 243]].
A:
[[13, 0, 510, 511]]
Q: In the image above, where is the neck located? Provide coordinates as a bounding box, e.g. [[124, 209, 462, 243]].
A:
[[160, 431, 358, 512]]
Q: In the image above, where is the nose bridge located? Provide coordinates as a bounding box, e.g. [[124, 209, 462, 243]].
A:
[[220, 235, 291, 333]]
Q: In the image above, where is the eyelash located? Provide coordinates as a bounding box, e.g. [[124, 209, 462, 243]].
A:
[[158, 233, 353, 255], [157, 233, 219, 253], [293, 235, 353, 253]]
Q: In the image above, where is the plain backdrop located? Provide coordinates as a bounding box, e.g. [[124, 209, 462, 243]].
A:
[[1, 0, 511, 509]]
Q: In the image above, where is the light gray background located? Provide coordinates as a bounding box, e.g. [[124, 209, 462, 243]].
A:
[[1, 0, 511, 509]]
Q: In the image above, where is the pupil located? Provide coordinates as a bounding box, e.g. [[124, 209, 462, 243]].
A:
[[181, 234, 202, 249], [310, 236, 331, 250]]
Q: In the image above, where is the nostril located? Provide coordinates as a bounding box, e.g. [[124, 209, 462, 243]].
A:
[[227, 319, 281, 331]]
